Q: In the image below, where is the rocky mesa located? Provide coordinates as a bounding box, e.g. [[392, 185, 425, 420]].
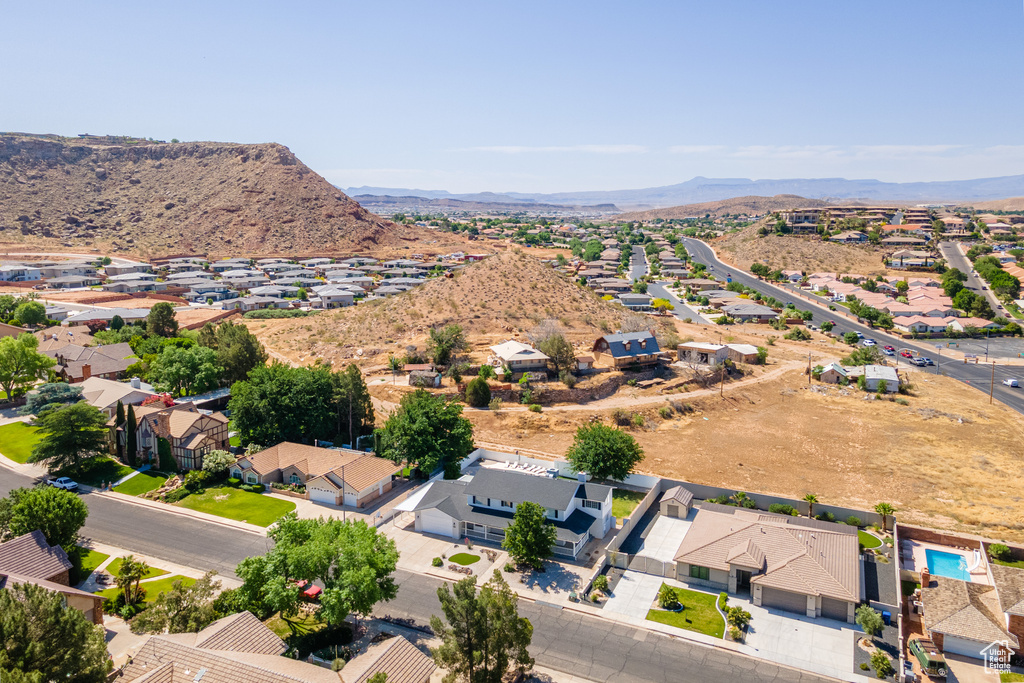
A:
[[0, 133, 437, 257]]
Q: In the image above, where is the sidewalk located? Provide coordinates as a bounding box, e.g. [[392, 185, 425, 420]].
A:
[[85, 487, 267, 535]]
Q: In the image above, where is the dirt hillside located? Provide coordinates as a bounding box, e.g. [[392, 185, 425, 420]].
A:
[[246, 250, 672, 366], [967, 197, 1024, 211], [617, 194, 833, 221], [714, 220, 889, 274], [0, 133, 461, 258]]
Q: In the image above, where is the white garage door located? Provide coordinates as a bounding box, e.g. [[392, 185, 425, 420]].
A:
[[343, 492, 357, 507], [940, 635, 984, 659], [761, 587, 808, 615], [419, 508, 455, 537], [309, 486, 338, 505]]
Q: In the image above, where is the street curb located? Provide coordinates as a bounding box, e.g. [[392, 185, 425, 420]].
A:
[[85, 489, 266, 536]]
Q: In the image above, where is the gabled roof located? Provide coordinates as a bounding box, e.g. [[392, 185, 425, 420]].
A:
[[661, 485, 694, 506], [726, 539, 766, 570], [341, 636, 436, 683], [0, 530, 73, 580], [78, 376, 155, 410], [463, 468, 610, 511], [923, 578, 1018, 647], [594, 331, 660, 358], [192, 611, 288, 655], [490, 340, 549, 363], [990, 563, 1024, 617]]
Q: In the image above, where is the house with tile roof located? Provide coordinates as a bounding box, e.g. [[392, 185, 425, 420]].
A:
[[921, 577, 1020, 659], [230, 442, 402, 508], [673, 504, 860, 622], [401, 467, 613, 560], [0, 531, 103, 625]]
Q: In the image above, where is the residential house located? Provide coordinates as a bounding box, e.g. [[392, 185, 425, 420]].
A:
[[403, 467, 613, 559], [0, 530, 104, 625], [222, 295, 290, 312], [843, 364, 900, 392], [830, 231, 868, 243], [119, 402, 230, 470], [490, 340, 550, 373], [341, 634, 437, 683], [618, 293, 652, 310], [881, 236, 928, 247], [230, 442, 402, 508], [0, 322, 28, 339], [100, 279, 169, 294], [49, 342, 137, 382], [673, 504, 859, 623], [894, 316, 960, 334], [63, 307, 149, 326], [677, 342, 728, 366], [726, 344, 761, 364], [76, 376, 155, 416], [722, 303, 778, 323], [167, 270, 215, 281], [950, 318, 1003, 333], [592, 331, 661, 368], [683, 278, 720, 292], [38, 261, 97, 279], [210, 258, 253, 272], [310, 285, 356, 308], [818, 362, 849, 385], [103, 261, 152, 277], [920, 575, 1021, 659], [45, 274, 101, 289], [0, 263, 42, 281], [249, 285, 299, 298]]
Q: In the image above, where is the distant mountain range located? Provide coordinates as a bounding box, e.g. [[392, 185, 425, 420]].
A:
[[344, 174, 1024, 210]]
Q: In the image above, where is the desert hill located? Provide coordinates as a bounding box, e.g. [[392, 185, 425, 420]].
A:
[[0, 133, 456, 257], [616, 194, 832, 221], [245, 249, 673, 367], [714, 220, 888, 275], [966, 197, 1024, 212]]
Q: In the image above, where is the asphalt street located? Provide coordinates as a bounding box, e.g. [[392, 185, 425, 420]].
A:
[[629, 244, 648, 282], [680, 238, 1024, 414], [0, 467, 833, 683], [938, 241, 1009, 318]]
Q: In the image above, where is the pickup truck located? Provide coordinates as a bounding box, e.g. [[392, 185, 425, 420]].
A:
[[47, 477, 79, 492]]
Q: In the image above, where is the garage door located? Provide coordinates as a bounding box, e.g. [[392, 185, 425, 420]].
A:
[[821, 597, 850, 622], [419, 508, 455, 537], [761, 587, 808, 615], [940, 635, 984, 659], [309, 486, 338, 505], [343, 492, 357, 507]]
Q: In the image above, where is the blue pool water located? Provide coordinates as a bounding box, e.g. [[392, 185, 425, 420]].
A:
[[926, 549, 970, 581]]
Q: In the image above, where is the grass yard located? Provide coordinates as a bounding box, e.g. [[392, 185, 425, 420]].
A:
[[174, 486, 295, 527], [96, 575, 195, 603], [449, 553, 480, 566], [78, 548, 110, 578], [71, 458, 135, 488], [992, 557, 1024, 570], [1000, 674, 1024, 682], [645, 586, 725, 639], [901, 580, 921, 597], [612, 489, 646, 520], [265, 611, 352, 659], [229, 435, 241, 447], [859, 530, 883, 549], [0, 422, 40, 464], [113, 471, 168, 496], [265, 611, 323, 640], [105, 557, 167, 580]]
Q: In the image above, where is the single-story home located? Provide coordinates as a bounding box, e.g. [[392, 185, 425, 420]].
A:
[[674, 504, 860, 623], [726, 344, 760, 364], [843, 364, 900, 392], [50, 342, 138, 383], [77, 376, 156, 416], [402, 467, 613, 560], [677, 342, 728, 366], [830, 231, 868, 243], [592, 331, 661, 368], [921, 577, 1020, 659], [722, 303, 778, 323], [230, 442, 402, 508]]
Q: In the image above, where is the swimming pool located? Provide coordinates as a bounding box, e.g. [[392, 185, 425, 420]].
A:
[[925, 549, 970, 581]]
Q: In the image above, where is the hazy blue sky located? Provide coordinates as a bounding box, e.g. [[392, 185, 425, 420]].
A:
[[4, 1, 1023, 192]]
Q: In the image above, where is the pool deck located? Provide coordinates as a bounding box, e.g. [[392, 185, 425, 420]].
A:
[[899, 539, 991, 585]]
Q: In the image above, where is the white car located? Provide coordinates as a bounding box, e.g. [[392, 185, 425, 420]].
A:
[[47, 477, 79, 491], [862, 339, 876, 346], [1003, 379, 1019, 388]]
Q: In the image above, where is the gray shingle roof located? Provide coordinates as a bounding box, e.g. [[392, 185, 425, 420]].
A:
[[594, 331, 660, 358], [464, 468, 609, 510]]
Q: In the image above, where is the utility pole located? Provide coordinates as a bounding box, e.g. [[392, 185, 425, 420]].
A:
[[990, 361, 996, 405], [720, 362, 725, 398], [807, 352, 811, 386]]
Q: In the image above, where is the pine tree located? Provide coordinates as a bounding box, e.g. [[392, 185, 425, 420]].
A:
[[125, 404, 138, 467], [333, 364, 374, 448], [115, 400, 125, 461]]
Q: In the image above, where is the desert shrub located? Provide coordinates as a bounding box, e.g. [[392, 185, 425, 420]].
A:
[[465, 377, 491, 408], [504, 563, 515, 572], [163, 488, 191, 503], [488, 397, 503, 412], [768, 503, 797, 516], [626, 378, 638, 386], [894, 397, 909, 405], [528, 404, 542, 413], [432, 557, 443, 567], [243, 309, 316, 319], [592, 575, 610, 593], [784, 328, 812, 341], [611, 408, 630, 425], [658, 405, 672, 419], [559, 370, 577, 388], [870, 650, 894, 678], [816, 511, 836, 522], [631, 413, 644, 427], [990, 543, 1012, 561], [845, 516, 862, 527]]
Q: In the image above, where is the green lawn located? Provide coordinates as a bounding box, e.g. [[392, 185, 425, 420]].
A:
[[612, 489, 646, 520], [78, 548, 110, 578], [265, 611, 323, 640], [96, 575, 195, 603], [229, 435, 241, 447], [105, 557, 167, 580], [645, 586, 725, 638], [859, 530, 883, 549], [113, 471, 168, 496], [1000, 674, 1024, 682], [174, 486, 295, 527], [69, 458, 135, 488], [449, 553, 480, 566], [993, 557, 1024, 569], [0, 422, 40, 464]]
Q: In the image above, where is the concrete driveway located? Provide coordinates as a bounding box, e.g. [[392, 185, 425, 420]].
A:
[[634, 512, 694, 563]]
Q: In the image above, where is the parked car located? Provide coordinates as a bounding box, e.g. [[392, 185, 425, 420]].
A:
[[1004, 378, 1019, 387], [47, 477, 79, 492], [855, 331, 864, 339]]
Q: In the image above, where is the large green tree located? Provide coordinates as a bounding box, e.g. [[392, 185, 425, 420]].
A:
[[229, 363, 337, 446], [333, 364, 375, 448], [502, 501, 557, 571], [236, 514, 399, 625], [0, 486, 88, 550], [149, 345, 221, 396], [19, 382, 83, 416], [377, 389, 474, 478], [0, 582, 109, 683], [146, 301, 179, 337], [431, 571, 534, 683], [129, 572, 221, 634], [564, 423, 644, 481], [29, 402, 109, 473], [536, 333, 575, 376], [198, 320, 268, 384], [0, 333, 55, 400], [427, 324, 469, 367], [13, 301, 46, 327]]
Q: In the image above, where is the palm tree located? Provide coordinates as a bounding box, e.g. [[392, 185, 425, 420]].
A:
[[803, 493, 819, 519], [874, 502, 896, 533], [115, 555, 150, 607], [387, 355, 402, 384]]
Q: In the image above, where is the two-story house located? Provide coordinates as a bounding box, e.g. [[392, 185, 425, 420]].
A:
[[404, 467, 613, 560], [489, 340, 550, 373], [591, 331, 661, 368], [114, 402, 229, 470]]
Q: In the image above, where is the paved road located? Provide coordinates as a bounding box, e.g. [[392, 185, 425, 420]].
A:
[[629, 245, 647, 282], [937, 240, 1009, 318], [0, 467, 833, 683], [680, 238, 1024, 414], [647, 281, 707, 322]]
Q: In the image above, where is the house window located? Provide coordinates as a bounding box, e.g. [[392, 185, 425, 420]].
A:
[[689, 565, 710, 581], [500, 500, 513, 509], [546, 508, 560, 519], [246, 473, 257, 484], [583, 500, 602, 511], [289, 474, 301, 485]]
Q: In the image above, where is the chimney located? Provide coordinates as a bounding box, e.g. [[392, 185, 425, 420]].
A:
[[131, 377, 141, 389], [156, 411, 171, 439], [577, 472, 587, 483], [81, 363, 91, 380], [920, 567, 930, 588]]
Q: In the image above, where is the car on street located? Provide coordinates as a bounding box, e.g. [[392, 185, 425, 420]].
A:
[[922, 358, 935, 366], [1004, 378, 1019, 387], [900, 350, 913, 358], [862, 339, 876, 346], [883, 345, 895, 352], [882, 348, 895, 356], [855, 332, 864, 339], [47, 477, 79, 492], [909, 357, 927, 367]]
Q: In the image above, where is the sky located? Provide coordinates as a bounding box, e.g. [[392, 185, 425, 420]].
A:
[[3, 1, 1024, 193]]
